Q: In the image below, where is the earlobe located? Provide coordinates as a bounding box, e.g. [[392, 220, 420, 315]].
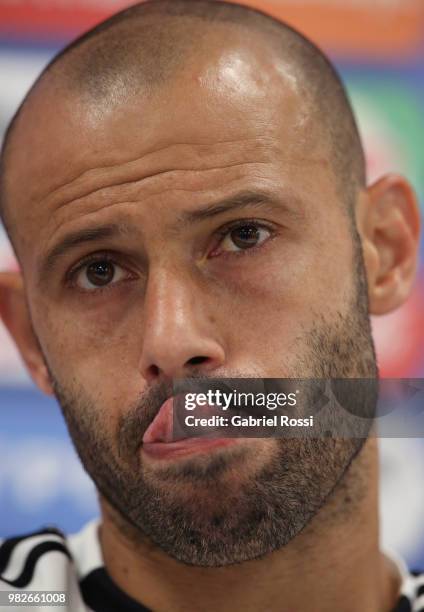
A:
[[357, 174, 420, 316], [0, 271, 54, 395]]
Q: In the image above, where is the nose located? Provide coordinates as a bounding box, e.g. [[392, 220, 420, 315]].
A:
[[139, 266, 226, 383]]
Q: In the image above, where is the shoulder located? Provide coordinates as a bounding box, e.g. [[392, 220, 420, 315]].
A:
[[0, 526, 70, 590], [395, 569, 424, 611], [0, 520, 101, 611]]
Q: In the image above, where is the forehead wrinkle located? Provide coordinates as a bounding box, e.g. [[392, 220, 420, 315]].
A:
[[42, 147, 326, 226], [44, 176, 258, 239], [44, 159, 270, 216], [42, 151, 325, 241], [44, 178, 308, 253], [38, 136, 276, 212]]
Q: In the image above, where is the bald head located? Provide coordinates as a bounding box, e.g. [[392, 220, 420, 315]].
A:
[[0, 0, 365, 245]]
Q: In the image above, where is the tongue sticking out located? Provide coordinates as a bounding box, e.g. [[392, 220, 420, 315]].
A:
[[143, 397, 175, 444], [142, 396, 240, 458]]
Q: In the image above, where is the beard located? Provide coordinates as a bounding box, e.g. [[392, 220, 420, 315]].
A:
[[47, 232, 377, 567]]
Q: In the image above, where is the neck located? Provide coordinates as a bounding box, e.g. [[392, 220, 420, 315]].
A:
[[99, 439, 401, 612]]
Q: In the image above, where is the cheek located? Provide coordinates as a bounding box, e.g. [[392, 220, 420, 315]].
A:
[[214, 226, 358, 366], [30, 296, 144, 426]]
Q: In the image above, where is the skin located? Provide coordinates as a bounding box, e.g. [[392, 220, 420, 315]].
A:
[[0, 30, 420, 612]]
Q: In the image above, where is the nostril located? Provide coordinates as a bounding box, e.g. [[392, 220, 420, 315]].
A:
[[187, 356, 209, 366], [147, 364, 160, 378]]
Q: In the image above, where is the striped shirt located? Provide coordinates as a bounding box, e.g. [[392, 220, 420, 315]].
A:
[[0, 520, 423, 611]]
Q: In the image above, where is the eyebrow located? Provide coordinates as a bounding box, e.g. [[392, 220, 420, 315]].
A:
[[178, 190, 298, 224], [39, 190, 301, 283]]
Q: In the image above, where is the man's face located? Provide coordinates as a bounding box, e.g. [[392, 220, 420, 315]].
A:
[[6, 39, 376, 565]]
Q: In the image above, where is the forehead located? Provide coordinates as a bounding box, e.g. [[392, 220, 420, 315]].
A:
[[5, 39, 325, 257]]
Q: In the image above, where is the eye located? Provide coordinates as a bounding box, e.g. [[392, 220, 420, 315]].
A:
[[219, 223, 272, 253], [73, 259, 128, 290]]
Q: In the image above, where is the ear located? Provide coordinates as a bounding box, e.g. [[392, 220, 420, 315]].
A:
[[0, 271, 54, 395], [357, 174, 421, 315]]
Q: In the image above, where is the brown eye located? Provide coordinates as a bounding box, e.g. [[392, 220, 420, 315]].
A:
[[86, 261, 115, 286], [230, 225, 260, 249], [219, 224, 271, 253], [74, 260, 126, 290]]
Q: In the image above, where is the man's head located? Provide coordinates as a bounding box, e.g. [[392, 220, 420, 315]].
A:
[[0, 0, 419, 567]]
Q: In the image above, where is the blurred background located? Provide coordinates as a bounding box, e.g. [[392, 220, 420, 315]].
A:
[[0, 0, 424, 568]]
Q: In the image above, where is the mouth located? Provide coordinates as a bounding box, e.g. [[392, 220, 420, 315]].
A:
[[142, 396, 240, 460]]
